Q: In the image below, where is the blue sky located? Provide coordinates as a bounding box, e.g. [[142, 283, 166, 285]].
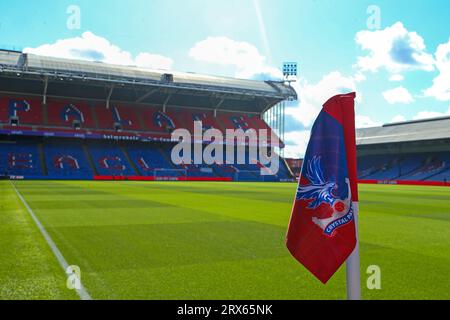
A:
[[1, 0, 449, 157]]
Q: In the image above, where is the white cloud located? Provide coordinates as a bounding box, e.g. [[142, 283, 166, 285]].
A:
[[283, 130, 311, 158], [283, 71, 361, 157], [24, 31, 173, 70], [134, 53, 174, 70], [355, 22, 434, 74], [353, 72, 366, 82], [283, 111, 380, 157], [382, 86, 415, 104], [355, 115, 381, 128], [389, 74, 404, 82], [424, 39, 450, 101], [285, 71, 359, 128], [391, 114, 407, 123], [188, 36, 282, 80], [412, 106, 450, 120]]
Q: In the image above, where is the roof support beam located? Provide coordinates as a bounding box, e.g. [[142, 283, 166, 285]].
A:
[[106, 85, 114, 109], [136, 88, 159, 103], [42, 76, 48, 104], [260, 97, 274, 119], [213, 98, 224, 117], [162, 93, 172, 113]]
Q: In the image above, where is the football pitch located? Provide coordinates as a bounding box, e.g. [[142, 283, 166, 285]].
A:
[[0, 180, 449, 300]]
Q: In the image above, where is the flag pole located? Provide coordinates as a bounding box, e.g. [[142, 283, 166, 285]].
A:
[[343, 92, 361, 300], [346, 201, 361, 300]]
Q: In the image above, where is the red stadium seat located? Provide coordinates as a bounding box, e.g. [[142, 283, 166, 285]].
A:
[[215, 112, 281, 146], [141, 107, 181, 133], [0, 96, 43, 125], [216, 112, 254, 131], [175, 109, 224, 134], [0, 96, 7, 123], [0, 95, 281, 147], [247, 114, 269, 130], [47, 99, 95, 128], [247, 114, 280, 141], [94, 104, 142, 131]]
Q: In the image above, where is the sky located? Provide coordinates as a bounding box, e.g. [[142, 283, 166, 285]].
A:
[[0, 0, 449, 157]]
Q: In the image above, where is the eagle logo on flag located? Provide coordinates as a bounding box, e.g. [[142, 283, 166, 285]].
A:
[[296, 156, 354, 236]]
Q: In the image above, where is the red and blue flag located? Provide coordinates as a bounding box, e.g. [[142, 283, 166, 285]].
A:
[[286, 92, 358, 284]]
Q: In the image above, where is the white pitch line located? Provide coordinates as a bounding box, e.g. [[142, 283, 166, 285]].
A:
[[10, 181, 92, 300]]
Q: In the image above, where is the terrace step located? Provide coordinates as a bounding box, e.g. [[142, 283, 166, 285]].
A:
[[120, 145, 140, 176], [38, 142, 48, 176], [83, 143, 98, 175]]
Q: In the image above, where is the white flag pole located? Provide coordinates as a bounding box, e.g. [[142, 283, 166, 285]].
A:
[[346, 201, 361, 300]]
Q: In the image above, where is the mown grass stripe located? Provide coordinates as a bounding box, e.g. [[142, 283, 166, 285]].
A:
[[10, 181, 92, 300]]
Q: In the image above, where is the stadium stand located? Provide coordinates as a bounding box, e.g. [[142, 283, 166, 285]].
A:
[[356, 116, 450, 184], [95, 104, 143, 131], [88, 141, 136, 176], [126, 143, 182, 177], [0, 50, 297, 182], [47, 99, 95, 128], [285, 158, 303, 178], [141, 108, 180, 134], [175, 109, 222, 133], [0, 140, 43, 177], [44, 140, 93, 179], [217, 113, 253, 131], [0, 96, 43, 125], [0, 93, 294, 181], [212, 162, 238, 179]]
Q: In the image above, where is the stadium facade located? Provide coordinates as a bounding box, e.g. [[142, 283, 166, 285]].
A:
[[0, 49, 297, 182], [356, 116, 450, 186]]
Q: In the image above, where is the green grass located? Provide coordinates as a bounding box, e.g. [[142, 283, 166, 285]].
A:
[[0, 181, 77, 299], [0, 180, 449, 299]]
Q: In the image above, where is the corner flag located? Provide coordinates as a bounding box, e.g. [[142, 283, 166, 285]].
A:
[[286, 92, 360, 293]]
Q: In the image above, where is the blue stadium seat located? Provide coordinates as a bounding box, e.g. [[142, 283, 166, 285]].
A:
[[89, 142, 135, 176], [0, 141, 43, 177], [127, 143, 183, 176], [44, 140, 93, 179], [358, 152, 450, 182]]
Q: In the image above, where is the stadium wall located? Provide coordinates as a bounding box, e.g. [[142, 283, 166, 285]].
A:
[[359, 179, 449, 187], [93, 175, 232, 182]]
